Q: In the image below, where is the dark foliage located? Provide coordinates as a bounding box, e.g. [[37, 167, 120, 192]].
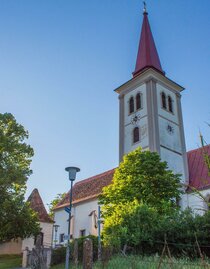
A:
[[51, 235, 98, 265]]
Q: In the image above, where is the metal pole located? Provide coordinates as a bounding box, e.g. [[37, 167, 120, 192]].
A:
[[98, 205, 101, 261], [65, 180, 73, 269]]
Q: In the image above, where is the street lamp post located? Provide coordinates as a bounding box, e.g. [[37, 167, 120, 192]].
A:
[[65, 166, 80, 269]]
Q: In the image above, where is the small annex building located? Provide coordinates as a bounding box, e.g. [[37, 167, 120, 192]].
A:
[[53, 7, 210, 245], [0, 188, 53, 255], [22, 188, 54, 251]]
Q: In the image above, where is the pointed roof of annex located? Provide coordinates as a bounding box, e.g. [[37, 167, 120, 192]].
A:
[[27, 188, 53, 223]]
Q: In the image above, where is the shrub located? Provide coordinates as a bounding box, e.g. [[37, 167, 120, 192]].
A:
[[51, 246, 66, 265], [51, 235, 98, 265]]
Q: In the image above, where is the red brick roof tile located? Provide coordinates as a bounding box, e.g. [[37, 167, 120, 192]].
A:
[[28, 188, 53, 223], [187, 145, 210, 191], [55, 168, 115, 209], [55, 146, 210, 209]]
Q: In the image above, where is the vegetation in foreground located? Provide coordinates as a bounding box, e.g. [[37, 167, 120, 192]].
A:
[[0, 113, 40, 242], [51, 255, 210, 269], [98, 148, 210, 257], [0, 255, 22, 269]]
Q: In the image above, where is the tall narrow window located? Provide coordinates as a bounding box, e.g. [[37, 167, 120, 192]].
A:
[[133, 127, 140, 143], [168, 96, 173, 113], [60, 233, 64, 243], [161, 92, 167, 109], [136, 93, 142, 110], [80, 229, 86, 237], [129, 97, 134, 114]]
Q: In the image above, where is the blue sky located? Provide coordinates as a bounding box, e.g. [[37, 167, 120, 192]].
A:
[[0, 0, 210, 207]]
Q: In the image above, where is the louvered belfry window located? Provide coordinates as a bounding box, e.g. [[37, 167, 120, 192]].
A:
[[136, 93, 141, 110], [129, 97, 134, 114], [161, 92, 167, 109], [168, 96, 173, 113]]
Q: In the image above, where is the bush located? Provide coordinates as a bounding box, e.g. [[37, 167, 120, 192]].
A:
[[102, 203, 210, 258], [51, 246, 66, 265], [51, 235, 98, 265]]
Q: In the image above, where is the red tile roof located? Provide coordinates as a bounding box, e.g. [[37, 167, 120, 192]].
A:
[[55, 168, 115, 209], [187, 145, 210, 191], [133, 10, 164, 77], [27, 188, 53, 223], [55, 146, 210, 210]]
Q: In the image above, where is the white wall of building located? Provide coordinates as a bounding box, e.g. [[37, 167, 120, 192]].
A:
[[156, 83, 179, 124], [74, 199, 98, 238], [54, 199, 99, 245], [123, 83, 149, 154], [182, 189, 210, 214], [22, 222, 53, 251], [156, 83, 187, 182], [124, 83, 147, 126]]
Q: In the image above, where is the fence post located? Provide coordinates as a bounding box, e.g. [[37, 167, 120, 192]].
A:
[[22, 247, 29, 268], [83, 238, 93, 269], [46, 248, 52, 269], [73, 239, 79, 266]]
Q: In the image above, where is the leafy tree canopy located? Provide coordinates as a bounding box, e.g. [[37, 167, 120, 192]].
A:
[[48, 193, 66, 218], [0, 113, 40, 242], [100, 147, 182, 215]]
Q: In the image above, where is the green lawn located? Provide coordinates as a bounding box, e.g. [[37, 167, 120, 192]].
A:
[[51, 255, 210, 269], [0, 255, 22, 269]]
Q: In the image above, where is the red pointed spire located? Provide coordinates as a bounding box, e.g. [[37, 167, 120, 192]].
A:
[[133, 8, 164, 77]]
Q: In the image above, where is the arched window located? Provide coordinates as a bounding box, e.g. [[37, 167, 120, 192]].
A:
[[168, 96, 173, 113], [129, 97, 134, 114], [133, 127, 140, 143], [136, 93, 142, 110], [161, 92, 167, 109]]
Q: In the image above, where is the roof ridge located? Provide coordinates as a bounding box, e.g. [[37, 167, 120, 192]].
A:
[[187, 144, 210, 154]]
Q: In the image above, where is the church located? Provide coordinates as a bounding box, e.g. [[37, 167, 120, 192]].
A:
[[53, 7, 210, 244]]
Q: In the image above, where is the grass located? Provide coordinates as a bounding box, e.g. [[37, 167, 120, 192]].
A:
[[51, 255, 210, 269], [0, 255, 22, 269]]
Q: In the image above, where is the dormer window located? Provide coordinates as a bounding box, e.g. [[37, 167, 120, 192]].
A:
[[129, 97, 134, 114], [168, 96, 173, 113], [161, 92, 167, 109], [136, 93, 142, 110], [133, 127, 140, 143]]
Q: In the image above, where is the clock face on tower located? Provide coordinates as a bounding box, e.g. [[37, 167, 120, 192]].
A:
[[131, 113, 141, 125], [166, 123, 174, 135]]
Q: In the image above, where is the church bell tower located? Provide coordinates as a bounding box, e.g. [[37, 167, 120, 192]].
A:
[[115, 7, 189, 184]]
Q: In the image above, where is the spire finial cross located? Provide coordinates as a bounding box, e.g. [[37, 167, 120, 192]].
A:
[[143, 1, 147, 14]]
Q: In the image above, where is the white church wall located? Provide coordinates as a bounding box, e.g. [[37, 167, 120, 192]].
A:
[[160, 147, 185, 181], [53, 208, 69, 244], [182, 189, 210, 214], [73, 199, 98, 238], [124, 116, 149, 154], [54, 199, 99, 244], [124, 84, 147, 126], [123, 83, 149, 154], [159, 117, 182, 153]]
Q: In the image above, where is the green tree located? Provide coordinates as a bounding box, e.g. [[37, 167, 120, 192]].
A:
[[99, 147, 183, 250], [0, 113, 40, 242], [100, 147, 182, 216], [48, 193, 66, 218]]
